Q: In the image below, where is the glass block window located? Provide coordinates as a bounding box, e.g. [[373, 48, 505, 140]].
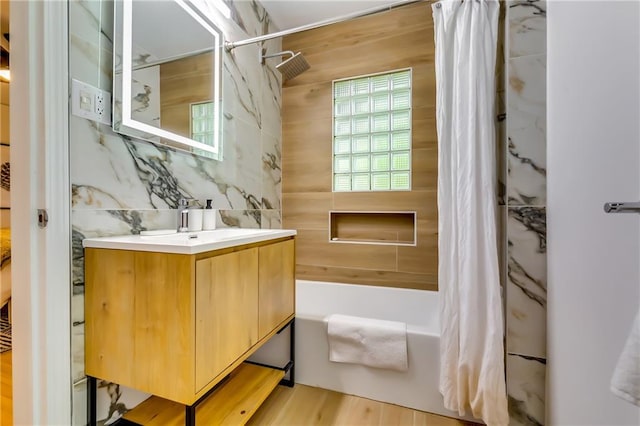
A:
[[333, 69, 412, 192], [190, 101, 217, 158]]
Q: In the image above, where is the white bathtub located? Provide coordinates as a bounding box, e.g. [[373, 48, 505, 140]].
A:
[[295, 280, 472, 421]]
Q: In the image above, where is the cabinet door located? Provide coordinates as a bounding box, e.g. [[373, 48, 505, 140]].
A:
[[195, 248, 258, 392], [258, 239, 295, 339]]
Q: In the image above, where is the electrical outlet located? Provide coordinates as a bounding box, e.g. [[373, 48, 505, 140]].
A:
[[71, 79, 112, 126], [95, 92, 105, 116]]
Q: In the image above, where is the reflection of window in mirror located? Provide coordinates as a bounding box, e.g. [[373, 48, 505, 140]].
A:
[[191, 101, 218, 158]]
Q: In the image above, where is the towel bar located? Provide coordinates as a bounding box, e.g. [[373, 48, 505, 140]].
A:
[[604, 202, 640, 214]]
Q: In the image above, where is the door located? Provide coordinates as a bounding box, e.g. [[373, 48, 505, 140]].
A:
[[547, 1, 640, 424], [258, 239, 295, 340], [10, 1, 72, 424], [195, 248, 259, 392]]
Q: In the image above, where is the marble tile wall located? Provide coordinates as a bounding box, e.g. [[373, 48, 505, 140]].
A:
[[68, 0, 282, 423], [504, 1, 547, 425]]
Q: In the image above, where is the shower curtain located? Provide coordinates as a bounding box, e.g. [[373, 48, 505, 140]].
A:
[[432, 1, 508, 425]]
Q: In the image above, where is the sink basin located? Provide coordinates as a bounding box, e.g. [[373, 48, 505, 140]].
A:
[[140, 228, 272, 242], [83, 228, 297, 254]]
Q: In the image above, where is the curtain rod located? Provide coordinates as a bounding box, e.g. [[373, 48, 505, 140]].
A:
[[225, 0, 424, 51]]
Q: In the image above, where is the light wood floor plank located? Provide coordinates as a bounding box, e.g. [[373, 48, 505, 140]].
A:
[[1, 351, 11, 426], [0, 353, 475, 426], [314, 389, 353, 426], [380, 402, 416, 425], [245, 386, 296, 425], [250, 384, 475, 426], [342, 395, 383, 425]]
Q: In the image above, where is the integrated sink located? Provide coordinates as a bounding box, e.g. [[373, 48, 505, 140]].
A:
[[140, 228, 271, 242], [83, 228, 297, 254]]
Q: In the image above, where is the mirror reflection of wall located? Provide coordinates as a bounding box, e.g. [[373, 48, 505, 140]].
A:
[[159, 51, 214, 140]]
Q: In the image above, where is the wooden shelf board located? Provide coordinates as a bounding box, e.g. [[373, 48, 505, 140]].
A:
[[330, 237, 415, 246], [122, 363, 285, 426], [329, 211, 417, 246]]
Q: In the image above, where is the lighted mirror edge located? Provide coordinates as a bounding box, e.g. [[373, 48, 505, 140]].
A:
[[115, 0, 223, 159]]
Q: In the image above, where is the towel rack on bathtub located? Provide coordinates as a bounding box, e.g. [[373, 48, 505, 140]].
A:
[[604, 201, 640, 214]]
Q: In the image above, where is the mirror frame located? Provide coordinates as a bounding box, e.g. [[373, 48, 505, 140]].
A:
[[113, 0, 223, 159]]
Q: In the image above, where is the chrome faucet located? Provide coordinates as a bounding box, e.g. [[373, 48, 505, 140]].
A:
[[177, 198, 196, 232]]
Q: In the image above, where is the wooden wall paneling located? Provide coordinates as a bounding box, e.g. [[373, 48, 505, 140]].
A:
[[281, 192, 332, 231], [281, 81, 333, 123], [412, 147, 439, 190], [295, 229, 398, 271], [295, 264, 438, 292], [282, 2, 438, 290], [282, 4, 432, 58], [411, 109, 438, 150], [332, 190, 435, 213], [282, 124, 332, 194]]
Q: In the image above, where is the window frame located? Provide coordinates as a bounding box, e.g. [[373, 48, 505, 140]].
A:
[[331, 68, 413, 193]]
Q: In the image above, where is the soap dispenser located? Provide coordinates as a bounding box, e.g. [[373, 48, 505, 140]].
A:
[[202, 199, 216, 230]]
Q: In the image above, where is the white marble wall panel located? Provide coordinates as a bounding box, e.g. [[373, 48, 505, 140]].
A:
[[72, 380, 87, 426], [505, 3, 546, 424], [262, 131, 282, 210], [260, 19, 283, 138], [497, 90, 507, 205], [69, 0, 283, 422], [219, 209, 261, 228], [507, 354, 546, 426], [71, 118, 158, 210], [506, 207, 546, 358], [508, 0, 546, 59], [496, 9, 507, 205], [261, 210, 282, 229], [224, 44, 263, 129], [94, 380, 149, 425], [69, 0, 113, 91], [507, 54, 546, 206]]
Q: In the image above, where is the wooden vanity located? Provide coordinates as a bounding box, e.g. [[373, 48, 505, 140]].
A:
[[83, 229, 296, 425]]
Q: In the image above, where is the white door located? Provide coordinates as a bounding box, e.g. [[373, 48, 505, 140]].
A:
[[11, 1, 72, 424], [548, 1, 640, 424]]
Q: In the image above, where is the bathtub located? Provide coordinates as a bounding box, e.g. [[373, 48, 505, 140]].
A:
[[294, 280, 472, 421]]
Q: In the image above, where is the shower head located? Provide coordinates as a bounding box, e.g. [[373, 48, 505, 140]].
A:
[[261, 50, 310, 81], [276, 52, 310, 81]]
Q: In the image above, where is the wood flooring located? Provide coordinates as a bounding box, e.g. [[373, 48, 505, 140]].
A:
[[248, 383, 475, 426], [1, 350, 11, 426], [0, 354, 475, 426]]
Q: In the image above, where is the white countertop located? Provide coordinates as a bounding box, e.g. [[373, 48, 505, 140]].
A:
[[82, 228, 297, 255]]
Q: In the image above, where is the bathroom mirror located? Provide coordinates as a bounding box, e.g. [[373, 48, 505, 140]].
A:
[[113, 0, 223, 159]]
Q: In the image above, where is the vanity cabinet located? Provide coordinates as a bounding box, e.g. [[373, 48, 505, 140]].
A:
[[84, 236, 295, 423], [194, 247, 259, 392], [258, 239, 295, 339]]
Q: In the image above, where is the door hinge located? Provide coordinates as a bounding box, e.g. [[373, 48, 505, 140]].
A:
[[37, 209, 49, 228]]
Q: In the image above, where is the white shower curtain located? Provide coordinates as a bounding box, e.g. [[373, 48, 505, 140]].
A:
[[432, 1, 508, 425]]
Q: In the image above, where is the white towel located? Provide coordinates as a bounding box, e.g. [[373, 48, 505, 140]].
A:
[[611, 311, 640, 407], [327, 314, 408, 372]]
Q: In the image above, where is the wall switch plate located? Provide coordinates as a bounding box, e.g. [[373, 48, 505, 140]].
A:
[[71, 79, 112, 126]]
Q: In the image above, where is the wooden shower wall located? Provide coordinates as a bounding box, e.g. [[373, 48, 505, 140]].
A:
[[281, 2, 438, 291]]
